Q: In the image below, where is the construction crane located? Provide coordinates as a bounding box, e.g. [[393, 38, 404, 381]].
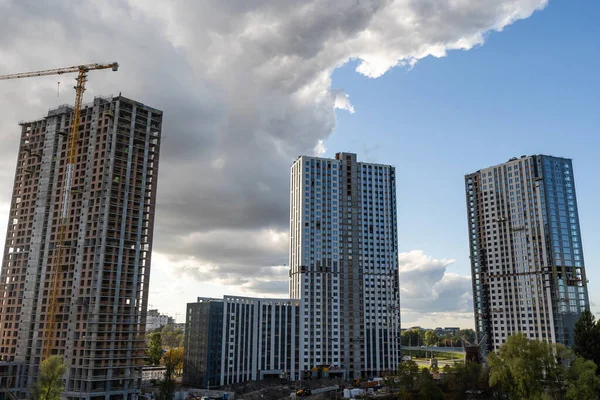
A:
[[0, 62, 119, 359]]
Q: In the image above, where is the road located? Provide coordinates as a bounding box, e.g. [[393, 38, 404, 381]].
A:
[[403, 346, 465, 353]]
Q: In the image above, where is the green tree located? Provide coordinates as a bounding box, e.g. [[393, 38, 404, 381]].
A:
[[574, 310, 600, 371], [441, 361, 489, 400], [161, 324, 185, 348], [425, 330, 440, 346], [395, 360, 420, 392], [455, 328, 476, 345], [396, 366, 443, 400], [145, 332, 163, 365], [488, 333, 572, 399], [158, 371, 175, 400], [31, 355, 67, 400], [401, 328, 423, 347], [416, 368, 443, 400], [566, 357, 600, 400]]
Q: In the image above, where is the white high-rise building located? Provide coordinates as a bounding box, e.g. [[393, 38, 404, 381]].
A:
[[289, 152, 400, 379]]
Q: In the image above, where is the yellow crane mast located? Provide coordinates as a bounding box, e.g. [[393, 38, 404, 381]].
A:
[[0, 62, 119, 359]]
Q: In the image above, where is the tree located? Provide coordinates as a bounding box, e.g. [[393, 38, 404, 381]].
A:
[[146, 332, 163, 365], [488, 333, 600, 399], [395, 360, 420, 392], [425, 330, 440, 346], [566, 357, 600, 400], [488, 333, 575, 399], [163, 347, 184, 376], [31, 355, 67, 400], [401, 328, 423, 347], [416, 368, 443, 400], [455, 329, 476, 345], [574, 310, 600, 371], [158, 371, 175, 400], [158, 348, 183, 400], [441, 361, 490, 400], [567, 357, 600, 399], [396, 365, 443, 400], [161, 324, 185, 348]]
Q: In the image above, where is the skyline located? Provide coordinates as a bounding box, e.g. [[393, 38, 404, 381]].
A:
[[1, 0, 599, 330]]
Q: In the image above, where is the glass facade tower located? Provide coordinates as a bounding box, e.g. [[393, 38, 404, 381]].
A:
[[465, 155, 589, 353]]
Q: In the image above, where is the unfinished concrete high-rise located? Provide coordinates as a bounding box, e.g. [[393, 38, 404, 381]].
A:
[[0, 95, 162, 400]]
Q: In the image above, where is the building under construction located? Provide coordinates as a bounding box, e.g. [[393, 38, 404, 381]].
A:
[[465, 155, 590, 353], [0, 95, 162, 399]]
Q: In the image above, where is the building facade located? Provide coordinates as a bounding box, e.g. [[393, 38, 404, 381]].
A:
[[146, 309, 174, 332], [183, 298, 224, 388], [221, 296, 300, 384], [434, 327, 460, 338], [289, 152, 400, 378], [182, 152, 400, 385], [0, 96, 162, 399], [182, 296, 300, 387], [465, 155, 589, 352]]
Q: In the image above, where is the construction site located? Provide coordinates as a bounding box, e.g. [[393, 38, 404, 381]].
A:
[[0, 64, 162, 399], [146, 376, 392, 400]]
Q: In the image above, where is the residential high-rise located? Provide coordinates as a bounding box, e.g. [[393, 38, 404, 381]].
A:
[[465, 155, 589, 353], [182, 152, 401, 385], [0, 96, 162, 399], [290, 152, 400, 378]]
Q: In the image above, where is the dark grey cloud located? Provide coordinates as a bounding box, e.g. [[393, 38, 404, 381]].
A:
[[0, 0, 546, 302]]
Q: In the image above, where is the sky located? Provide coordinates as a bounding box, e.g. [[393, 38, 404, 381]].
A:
[[0, 0, 598, 329]]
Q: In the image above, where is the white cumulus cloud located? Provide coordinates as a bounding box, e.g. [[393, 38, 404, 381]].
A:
[[399, 250, 473, 315]]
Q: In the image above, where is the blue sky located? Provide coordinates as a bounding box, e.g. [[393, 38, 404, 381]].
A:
[[326, 0, 600, 317]]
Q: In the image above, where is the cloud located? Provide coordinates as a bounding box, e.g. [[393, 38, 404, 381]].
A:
[[242, 280, 289, 296], [0, 0, 546, 306], [313, 140, 328, 156], [332, 89, 355, 114], [399, 250, 473, 314]]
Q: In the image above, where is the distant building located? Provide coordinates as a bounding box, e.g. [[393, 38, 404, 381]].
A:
[[404, 326, 428, 332], [434, 327, 460, 337], [146, 309, 174, 331], [465, 155, 590, 352], [174, 322, 186, 332], [142, 366, 166, 383]]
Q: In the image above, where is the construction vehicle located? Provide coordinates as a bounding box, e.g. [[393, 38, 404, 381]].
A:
[[353, 378, 381, 390], [0, 63, 119, 358], [296, 388, 312, 397]]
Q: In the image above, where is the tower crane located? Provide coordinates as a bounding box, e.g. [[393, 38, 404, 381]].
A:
[[0, 62, 119, 358]]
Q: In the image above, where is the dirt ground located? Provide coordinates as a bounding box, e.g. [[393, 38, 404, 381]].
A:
[[222, 377, 349, 400]]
